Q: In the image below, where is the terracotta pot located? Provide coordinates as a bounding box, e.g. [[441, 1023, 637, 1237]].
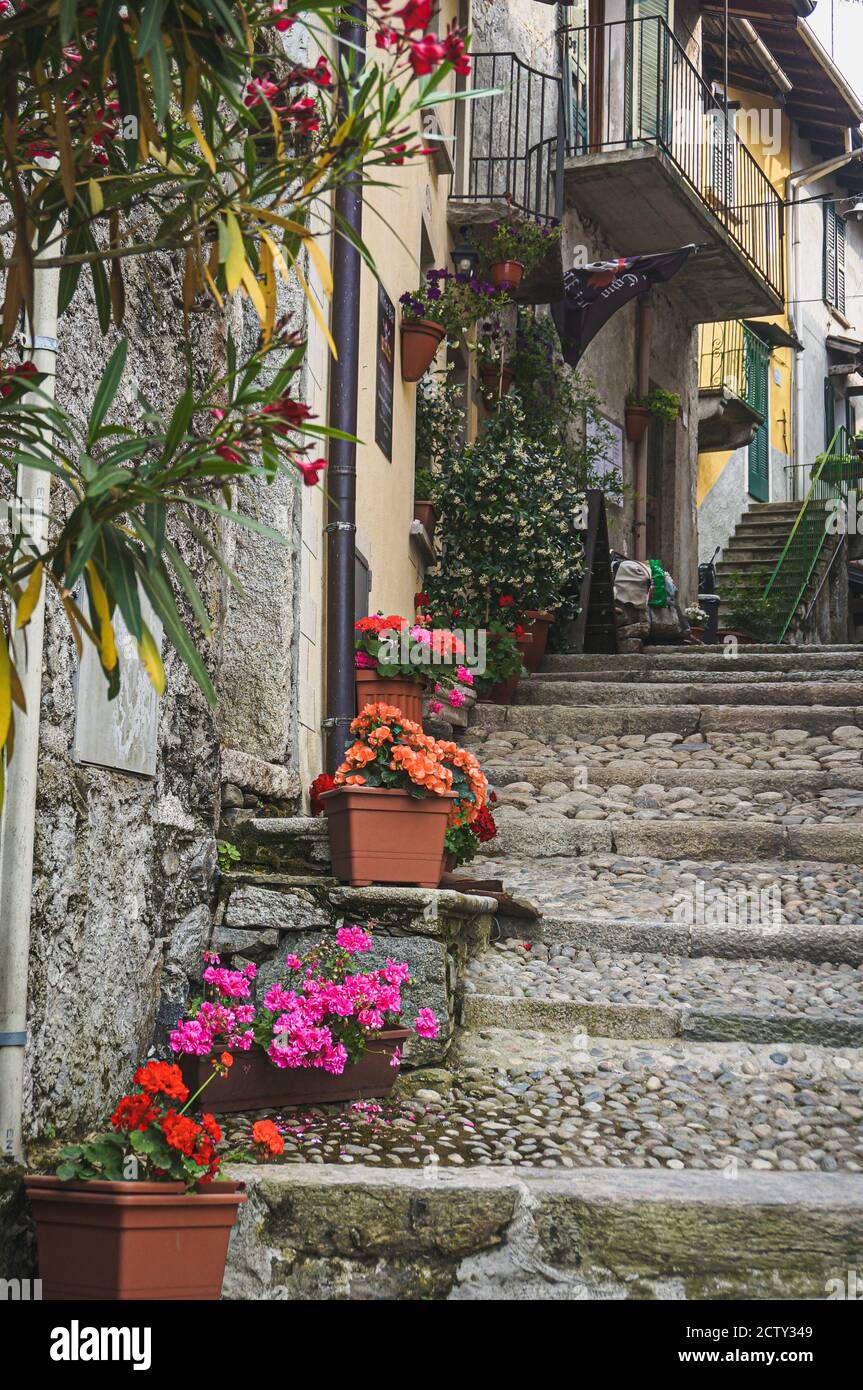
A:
[[322, 785, 455, 887], [355, 669, 425, 724], [489, 259, 524, 290], [481, 672, 521, 705], [413, 500, 439, 545], [179, 1034, 411, 1113], [479, 365, 514, 397], [24, 1176, 245, 1301], [401, 319, 445, 382], [518, 611, 554, 673], [625, 404, 650, 444], [688, 625, 704, 641]]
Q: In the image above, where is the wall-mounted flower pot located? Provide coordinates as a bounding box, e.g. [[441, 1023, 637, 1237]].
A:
[[625, 404, 650, 444], [355, 669, 425, 724], [413, 500, 439, 546], [178, 1034, 411, 1113], [401, 319, 445, 382], [516, 611, 554, 673], [24, 1176, 246, 1301], [489, 259, 524, 290], [479, 365, 514, 397], [322, 785, 455, 887]]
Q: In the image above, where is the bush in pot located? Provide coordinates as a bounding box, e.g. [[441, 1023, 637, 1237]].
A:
[[171, 928, 439, 1109], [479, 217, 562, 290], [322, 701, 489, 887], [354, 610, 474, 719], [400, 267, 505, 380], [25, 1060, 244, 1300]]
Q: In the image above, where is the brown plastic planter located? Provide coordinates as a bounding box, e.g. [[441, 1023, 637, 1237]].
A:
[[480, 672, 521, 705], [322, 785, 455, 887], [401, 319, 445, 381], [489, 259, 524, 290], [355, 669, 425, 724], [25, 1176, 245, 1301], [518, 611, 554, 673], [179, 1033, 411, 1113], [479, 365, 514, 397], [625, 404, 650, 443], [413, 500, 439, 546]]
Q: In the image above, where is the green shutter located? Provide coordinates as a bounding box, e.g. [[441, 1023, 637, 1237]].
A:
[[825, 203, 837, 307], [825, 376, 836, 451], [628, 0, 669, 142], [836, 213, 846, 315], [747, 345, 770, 501]]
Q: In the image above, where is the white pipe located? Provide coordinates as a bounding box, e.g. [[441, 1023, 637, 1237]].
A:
[[0, 231, 61, 1163], [786, 130, 859, 498]]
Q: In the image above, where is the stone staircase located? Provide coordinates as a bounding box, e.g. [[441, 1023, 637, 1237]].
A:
[[220, 643, 863, 1299], [715, 500, 805, 589]]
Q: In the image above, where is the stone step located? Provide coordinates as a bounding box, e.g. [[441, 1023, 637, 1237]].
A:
[[483, 764, 863, 795], [514, 681, 863, 707], [471, 702, 863, 738], [222, 1160, 863, 1299], [541, 650, 863, 674], [475, 853, 863, 927], [480, 813, 863, 864], [531, 667, 862, 685], [463, 945, 863, 1047]]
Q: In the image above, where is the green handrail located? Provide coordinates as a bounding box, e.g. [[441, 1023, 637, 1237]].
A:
[[762, 425, 862, 641]]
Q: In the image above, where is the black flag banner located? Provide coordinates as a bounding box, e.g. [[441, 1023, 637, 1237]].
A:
[[552, 246, 695, 366]]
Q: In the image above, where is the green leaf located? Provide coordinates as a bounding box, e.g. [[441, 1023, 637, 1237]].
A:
[[136, 561, 216, 704], [88, 339, 129, 443], [58, 224, 87, 317], [103, 529, 143, 640], [163, 538, 212, 638], [137, 0, 168, 56], [91, 255, 112, 335], [55, 1163, 79, 1181], [59, 0, 77, 46], [148, 31, 171, 122]]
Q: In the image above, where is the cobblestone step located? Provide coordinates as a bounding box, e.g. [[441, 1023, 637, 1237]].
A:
[[512, 680, 863, 708], [471, 703, 863, 737], [543, 650, 863, 673], [531, 667, 863, 686], [480, 813, 863, 864], [476, 853, 863, 927], [483, 764, 863, 794], [222, 1161, 863, 1299], [462, 945, 863, 1047]]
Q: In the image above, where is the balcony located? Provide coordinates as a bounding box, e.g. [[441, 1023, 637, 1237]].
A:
[[698, 321, 769, 451], [449, 51, 565, 304], [562, 18, 785, 321]]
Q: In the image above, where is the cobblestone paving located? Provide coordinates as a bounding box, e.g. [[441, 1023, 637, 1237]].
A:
[[220, 1039, 863, 1173], [489, 783, 863, 825], [478, 853, 863, 925], [464, 942, 863, 1017]]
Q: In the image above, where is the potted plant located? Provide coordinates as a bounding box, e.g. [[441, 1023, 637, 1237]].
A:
[[414, 466, 439, 544], [399, 268, 504, 381], [480, 217, 561, 290], [626, 387, 680, 441], [474, 620, 525, 704], [172, 930, 438, 1110], [354, 611, 474, 720], [25, 1060, 245, 1300], [321, 701, 488, 887], [683, 602, 709, 640]]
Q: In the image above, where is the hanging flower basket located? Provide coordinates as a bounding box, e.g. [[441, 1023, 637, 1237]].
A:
[[488, 259, 524, 290], [178, 1032, 411, 1112], [625, 403, 650, 444], [401, 318, 446, 382], [323, 785, 455, 887], [25, 1177, 245, 1301], [479, 364, 514, 397]]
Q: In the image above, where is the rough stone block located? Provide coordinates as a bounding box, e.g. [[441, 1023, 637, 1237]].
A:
[[221, 747, 301, 803]]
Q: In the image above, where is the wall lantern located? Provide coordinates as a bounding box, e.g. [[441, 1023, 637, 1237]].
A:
[[451, 241, 480, 276]]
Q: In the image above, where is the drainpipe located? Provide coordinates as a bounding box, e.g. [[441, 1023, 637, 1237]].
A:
[[786, 130, 860, 497], [0, 237, 61, 1163], [324, 2, 366, 774], [633, 298, 653, 561]]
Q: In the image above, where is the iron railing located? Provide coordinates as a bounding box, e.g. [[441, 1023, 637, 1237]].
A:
[[450, 50, 565, 224], [562, 17, 785, 300], [763, 426, 863, 641], [698, 321, 770, 413]]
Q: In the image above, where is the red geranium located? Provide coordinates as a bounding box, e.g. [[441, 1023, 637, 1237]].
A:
[[110, 1093, 156, 1133], [133, 1060, 189, 1102], [162, 1111, 202, 1158], [309, 772, 337, 815]]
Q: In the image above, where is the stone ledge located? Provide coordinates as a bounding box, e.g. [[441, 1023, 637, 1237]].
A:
[[223, 1163, 863, 1300], [531, 914, 863, 966], [220, 748, 301, 803]]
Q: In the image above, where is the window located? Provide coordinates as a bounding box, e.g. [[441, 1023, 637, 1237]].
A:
[[825, 203, 846, 315]]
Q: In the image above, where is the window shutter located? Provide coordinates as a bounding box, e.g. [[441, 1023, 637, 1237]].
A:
[[836, 213, 846, 315], [825, 203, 837, 307]]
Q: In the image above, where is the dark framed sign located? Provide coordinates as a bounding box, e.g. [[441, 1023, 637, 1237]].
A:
[[375, 282, 395, 460]]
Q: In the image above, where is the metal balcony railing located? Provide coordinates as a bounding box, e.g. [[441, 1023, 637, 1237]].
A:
[[698, 321, 769, 413], [562, 17, 785, 299], [450, 50, 565, 224], [763, 426, 863, 641]]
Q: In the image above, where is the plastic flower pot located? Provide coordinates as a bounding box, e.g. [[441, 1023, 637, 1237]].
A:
[[479, 365, 514, 397], [24, 1176, 246, 1301], [517, 611, 554, 673], [489, 260, 524, 290], [178, 1033, 411, 1113], [413, 500, 439, 545], [322, 785, 456, 887], [625, 404, 650, 444], [401, 319, 445, 382], [355, 669, 425, 723]]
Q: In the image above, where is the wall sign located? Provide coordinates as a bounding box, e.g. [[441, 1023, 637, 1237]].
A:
[[72, 582, 162, 776], [375, 283, 395, 461]]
